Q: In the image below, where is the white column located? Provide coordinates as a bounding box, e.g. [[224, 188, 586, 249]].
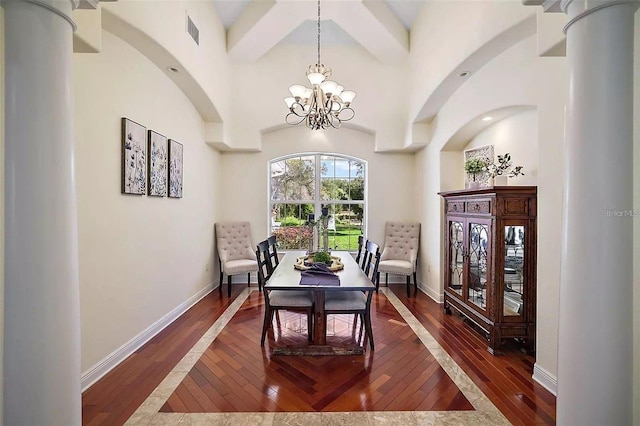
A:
[[558, 0, 639, 424], [3, 1, 81, 425]]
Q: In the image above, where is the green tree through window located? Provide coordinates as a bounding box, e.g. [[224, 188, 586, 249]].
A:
[[269, 154, 366, 251]]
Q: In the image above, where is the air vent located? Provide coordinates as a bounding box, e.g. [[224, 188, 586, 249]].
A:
[[187, 15, 200, 46]]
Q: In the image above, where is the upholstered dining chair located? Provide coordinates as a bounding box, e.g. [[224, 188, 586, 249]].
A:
[[257, 240, 314, 346], [215, 222, 259, 297], [377, 222, 420, 297], [323, 244, 379, 351]]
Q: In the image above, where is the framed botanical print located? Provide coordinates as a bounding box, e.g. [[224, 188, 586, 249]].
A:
[[121, 118, 147, 195], [148, 130, 168, 197], [168, 139, 183, 198], [464, 145, 494, 189]]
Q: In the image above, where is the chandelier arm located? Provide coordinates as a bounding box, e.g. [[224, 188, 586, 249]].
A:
[[286, 112, 307, 126], [337, 107, 355, 122], [327, 114, 342, 129], [289, 102, 309, 117]]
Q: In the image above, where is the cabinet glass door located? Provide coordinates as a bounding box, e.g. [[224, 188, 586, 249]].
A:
[[448, 220, 464, 296], [503, 225, 525, 317], [468, 222, 489, 311]]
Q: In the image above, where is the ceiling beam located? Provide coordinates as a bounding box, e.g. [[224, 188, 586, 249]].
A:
[[228, 1, 315, 63], [227, 0, 408, 64]]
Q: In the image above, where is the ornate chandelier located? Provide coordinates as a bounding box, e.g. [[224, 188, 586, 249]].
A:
[[284, 0, 356, 130]]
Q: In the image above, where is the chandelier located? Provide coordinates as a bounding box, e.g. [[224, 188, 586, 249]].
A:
[[284, 0, 356, 130]]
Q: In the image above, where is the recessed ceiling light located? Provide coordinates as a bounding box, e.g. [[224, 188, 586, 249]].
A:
[[482, 116, 493, 121], [168, 66, 179, 73], [459, 71, 471, 77]]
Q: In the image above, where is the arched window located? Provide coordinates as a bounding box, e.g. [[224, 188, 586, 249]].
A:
[[269, 153, 366, 251]]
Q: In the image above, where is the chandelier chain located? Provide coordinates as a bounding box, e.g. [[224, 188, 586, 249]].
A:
[[317, 0, 321, 66]]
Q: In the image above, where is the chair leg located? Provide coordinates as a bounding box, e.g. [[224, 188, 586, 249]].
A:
[[386, 273, 389, 285], [247, 272, 251, 288], [413, 271, 418, 295], [375, 272, 380, 293], [261, 305, 271, 346], [406, 275, 411, 298], [364, 309, 374, 351], [219, 270, 223, 293], [228, 275, 232, 297]]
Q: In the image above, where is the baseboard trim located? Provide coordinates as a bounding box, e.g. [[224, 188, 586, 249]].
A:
[[418, 281, 443, 303], [81, 282, 216, 392], [533, 363, 558, 396]]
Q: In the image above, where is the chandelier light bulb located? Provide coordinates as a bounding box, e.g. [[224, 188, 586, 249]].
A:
[[307, 72, 326, 85], [339, 90, 356, 104], [320, 80, 338, 96], [289, 85, 307, 99], [284, 97, 296, 108]]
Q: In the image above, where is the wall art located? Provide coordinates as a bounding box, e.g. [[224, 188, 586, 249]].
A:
[[464, 145, 494, 189], [168, 139, 183, 198], [121, 118, 147, 195], [148, 130, 168, 197]]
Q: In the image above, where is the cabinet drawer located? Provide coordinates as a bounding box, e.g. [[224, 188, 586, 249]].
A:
[[447, 201, 464, 213], [466, 200, 491, 214]]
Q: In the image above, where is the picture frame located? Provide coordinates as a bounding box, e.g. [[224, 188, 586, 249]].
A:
[[121, 118, 147, 195], [464, 145, 494, 189], [168, 139, 183, 198], [148, 130, 168, 197]]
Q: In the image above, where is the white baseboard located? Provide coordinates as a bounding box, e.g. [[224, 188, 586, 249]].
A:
[[533, 363, 558, 396], [81, 282, 216, 392], [418, 281, 443, 303]]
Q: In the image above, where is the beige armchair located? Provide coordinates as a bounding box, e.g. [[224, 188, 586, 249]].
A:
[[215, 222, 258, 297], [377, 222, 420, 297]]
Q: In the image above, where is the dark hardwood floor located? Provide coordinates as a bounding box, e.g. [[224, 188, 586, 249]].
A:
[[82, 284, 556, 425]]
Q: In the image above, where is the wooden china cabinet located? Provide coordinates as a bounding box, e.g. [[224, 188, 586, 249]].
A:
[[439, 186, 537, 355]]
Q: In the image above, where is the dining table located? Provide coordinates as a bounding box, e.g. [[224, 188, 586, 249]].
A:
[[264, 250, 375, 354]]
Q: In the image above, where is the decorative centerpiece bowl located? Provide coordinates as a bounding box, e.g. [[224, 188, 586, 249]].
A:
[[294, 254, 344, 271]]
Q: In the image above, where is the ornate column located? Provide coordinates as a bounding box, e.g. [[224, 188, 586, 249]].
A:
[[558, 0, 639, 424], [3, 1, 81, 425]]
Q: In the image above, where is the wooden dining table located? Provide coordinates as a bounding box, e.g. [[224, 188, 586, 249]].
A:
[[264, 250, 375, 353]]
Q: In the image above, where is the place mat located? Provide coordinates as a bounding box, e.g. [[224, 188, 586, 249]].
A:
[[299, 263, 341, 286]]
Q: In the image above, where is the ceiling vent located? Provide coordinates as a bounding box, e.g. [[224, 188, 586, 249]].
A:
[[187, 14, 200, 46]]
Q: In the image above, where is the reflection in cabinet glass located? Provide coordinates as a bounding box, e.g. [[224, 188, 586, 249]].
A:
[[440, 187, 537, 355], [504, 225, 525, 317], [468, 223, 489, 310], [448, 221, 463, 296]]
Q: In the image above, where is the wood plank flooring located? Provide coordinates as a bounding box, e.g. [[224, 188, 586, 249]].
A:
[[82, 284, 556, 425], [159, 290, 473, 413]]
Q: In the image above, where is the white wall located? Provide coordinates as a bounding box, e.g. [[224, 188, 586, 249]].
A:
[[408, 1, 534, 121], [0, 6, 5, 422], [534, 54, 566, 394], [463, 108, 538, 186], [633, 11, 639, 425], [102, 1, 231, 125], [220, 126, 416, 251], [74, 31, 221, 376], [414, 34, 565, 390]]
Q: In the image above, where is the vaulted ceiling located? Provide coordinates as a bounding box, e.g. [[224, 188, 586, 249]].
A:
[[211, 0, 426, 63]]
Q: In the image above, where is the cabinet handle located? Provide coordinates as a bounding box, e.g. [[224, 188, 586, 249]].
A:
[[471, 203, 480, 212]]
